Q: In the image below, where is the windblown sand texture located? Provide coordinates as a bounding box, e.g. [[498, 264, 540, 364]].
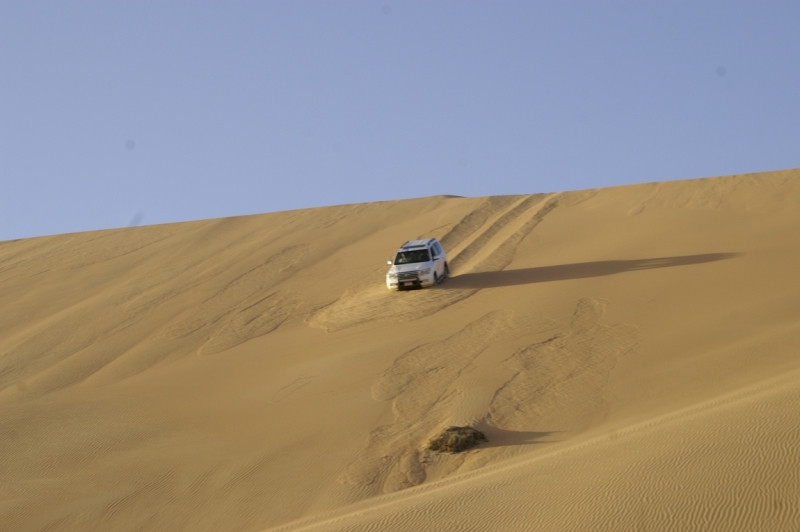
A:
[[2, 169, 800, 531]]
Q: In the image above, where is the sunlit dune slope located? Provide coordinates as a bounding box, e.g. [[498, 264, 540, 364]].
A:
[[2, 169, 800, 531]]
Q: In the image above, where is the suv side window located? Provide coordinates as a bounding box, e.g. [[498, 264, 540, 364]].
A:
[[433, 242, 443, 256]]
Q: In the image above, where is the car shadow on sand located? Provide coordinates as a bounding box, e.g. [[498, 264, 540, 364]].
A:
[[442, 253, 741, 290]]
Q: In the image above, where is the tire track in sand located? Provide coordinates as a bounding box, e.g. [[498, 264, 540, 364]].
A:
[[308, 194, 564, 332], [338, 310, 514, 495], [489, 298, 639, 433]]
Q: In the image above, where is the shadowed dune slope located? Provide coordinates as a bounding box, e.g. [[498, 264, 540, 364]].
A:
[[2, 169, 800, 531]]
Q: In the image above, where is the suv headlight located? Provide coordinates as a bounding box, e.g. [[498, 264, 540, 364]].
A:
[[387, 273, 398, 279], [417, 269, 431, 276]]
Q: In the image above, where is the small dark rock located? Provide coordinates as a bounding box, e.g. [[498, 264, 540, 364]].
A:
[[426, 426, 487, 453]]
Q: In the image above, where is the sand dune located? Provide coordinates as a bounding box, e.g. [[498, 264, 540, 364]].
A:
[[2, 169, 800, 531]]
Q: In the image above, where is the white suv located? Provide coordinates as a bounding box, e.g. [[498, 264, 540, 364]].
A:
[[386, 239, 449, 290]]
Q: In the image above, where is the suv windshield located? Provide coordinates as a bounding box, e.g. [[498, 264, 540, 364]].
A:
[[395, 249, 430, 264]]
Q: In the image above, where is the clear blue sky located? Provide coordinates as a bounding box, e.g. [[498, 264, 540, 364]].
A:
[[2, 1, 799, 241]]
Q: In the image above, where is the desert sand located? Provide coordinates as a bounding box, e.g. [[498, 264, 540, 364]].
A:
[[2, 169, 800, 531]]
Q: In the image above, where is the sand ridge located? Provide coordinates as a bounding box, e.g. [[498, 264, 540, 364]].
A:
[[2, 169, 800, 531], [267, 365, 800, 532]]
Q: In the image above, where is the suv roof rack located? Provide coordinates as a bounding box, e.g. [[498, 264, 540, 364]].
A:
[[402, 239, 435, 250]]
